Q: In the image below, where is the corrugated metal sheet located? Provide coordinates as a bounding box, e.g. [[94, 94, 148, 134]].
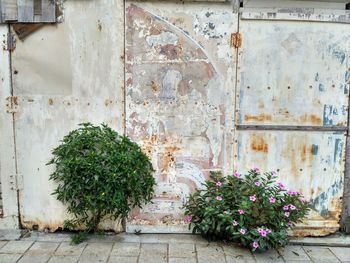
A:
[[125, 1, 237, 232], [10, 0, 125, 231]]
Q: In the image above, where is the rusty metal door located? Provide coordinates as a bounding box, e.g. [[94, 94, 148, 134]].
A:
[[125, 2, 238, 232], [235, 13, 350, 235]]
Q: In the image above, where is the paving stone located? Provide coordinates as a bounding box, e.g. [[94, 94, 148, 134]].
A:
[[169, 243, 195, 258], [278, 246, 310, 261], [18, 253, 51, 263], [196, 244, 226, 263], [110, 242, 140, 257], [303, 246, 340, 263], [329, 247, 350, 262], [284, 261, 312, 263], [0, 254, 22, 263], [108, 256, 138, 263], [78, 254, 109, 263], [169, 257, 197, 263], [138, 243, 167, 263], [81, 242, 113, 255], [223, 245, 256, 263], [48, 255, 79, 263], [0, 230, 24, 240], [254, 249, 284, 263], [0, 241, 33, 254], [26, 241, 60, 255], [0, 242, 7, 250], [55, 242, 86, 256], [78, 243, 113, 263]]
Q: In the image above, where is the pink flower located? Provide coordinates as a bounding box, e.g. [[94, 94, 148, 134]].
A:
[[216, 181, 222, 187], [253, 167, 260, 173], [252, 241, 259, 249], [277, 182, 286, 190], [184, 215, 192, 223], [283, 205, 289, 211], [266, 228, 272, 234], [288, 221, 293, 226], [289, 204, 296, 210], [238, 209, 245, 215], [287, 190, 298, 196], [215, 196, 223, 201], [271, 171, 277, 177], [249, 195, 257, 202], [255, 181, 261, 187], [257, 227, 263, 233], [232, 220, 238, 226], [260, 230, 267, 237], [269, 197, 276, 203], [240, 228, 246, 235], [233, 171, 241, 178], [285, 212, 290, 217], [300, 198, 306, 203]]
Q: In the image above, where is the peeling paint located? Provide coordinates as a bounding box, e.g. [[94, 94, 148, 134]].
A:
[[126, 2, 236, 228]]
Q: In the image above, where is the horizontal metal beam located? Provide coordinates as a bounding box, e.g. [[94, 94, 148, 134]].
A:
[[236, 125, 348, 132]]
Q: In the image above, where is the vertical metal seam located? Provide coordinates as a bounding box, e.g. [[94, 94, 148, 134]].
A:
[[123, 0, 126, 137], [7, 23, 22, 229], [122, 0, 127, 231], [341, 69, 350, 232], [232, 8, 241, 171]]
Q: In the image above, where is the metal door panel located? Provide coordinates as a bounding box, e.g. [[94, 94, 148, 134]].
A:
[[11, 0, 125, 231], [238, 20, 350, 127], [235, 130, 346, 236], [126, 2, 237, 231]]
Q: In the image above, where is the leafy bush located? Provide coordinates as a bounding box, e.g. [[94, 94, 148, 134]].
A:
[[184, 169, 310, 251], [48, 123, 155, 242]]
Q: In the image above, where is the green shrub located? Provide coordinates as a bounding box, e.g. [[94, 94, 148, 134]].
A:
[[48, 123, 155, 243], [184, 169, 310, 251]]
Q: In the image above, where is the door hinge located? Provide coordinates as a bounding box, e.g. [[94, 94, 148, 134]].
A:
[[231, 32, 242, 49], [6, 96, 19, 113], [4, 33, 16, 51]]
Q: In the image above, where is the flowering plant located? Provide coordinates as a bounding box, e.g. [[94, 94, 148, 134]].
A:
[[183, 169, 310, 251]]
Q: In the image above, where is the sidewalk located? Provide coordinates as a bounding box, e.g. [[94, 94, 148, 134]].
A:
[[0, 232, 349, 263]]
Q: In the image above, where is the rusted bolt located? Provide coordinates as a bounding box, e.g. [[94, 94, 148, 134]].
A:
[[309, 85, 313, 89], [277, 169, 280, 172], [267, 86, 271, 90], [332, 84, 335, 88], [299, 168, 303, 172], [13, 70, 18, 75], [247, 86, 250, 89], [287, 86, 291, 89], [324, 168, 327, 171]]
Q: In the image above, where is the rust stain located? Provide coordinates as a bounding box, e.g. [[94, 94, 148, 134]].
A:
[[251, 135, 268, 153], [300, 114, 322, 125], [97, 20, 102, 31], [244, 114, 272, 122], [151, 80, 159, 92], [158, 44, 184, 60], [159, 146, 180, 174], [230, 32, 242, 49]]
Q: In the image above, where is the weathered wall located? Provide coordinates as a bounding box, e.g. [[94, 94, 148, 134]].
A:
[[1, 0, 350, 235], [125, 1, 238, 232], [9, 0, 125, 231], [0, 25, 19, 229], [235, 18, 350, 235]]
